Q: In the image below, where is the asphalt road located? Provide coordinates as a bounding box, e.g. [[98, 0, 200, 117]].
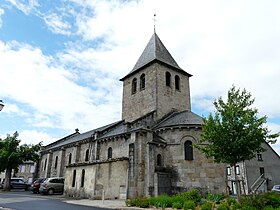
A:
[[0, 190, 108, 210]]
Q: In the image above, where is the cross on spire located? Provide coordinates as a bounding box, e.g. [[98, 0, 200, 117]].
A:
[[153, 13, 157, 33]]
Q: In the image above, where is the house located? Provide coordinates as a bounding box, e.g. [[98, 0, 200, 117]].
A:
[[226, 142, 280, 195], [38, 32, 229, 199], [0, 161, 36, 185], [16, 161, 37, 184]]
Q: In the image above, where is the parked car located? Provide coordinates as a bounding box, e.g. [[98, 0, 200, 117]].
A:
[[30, 178, 46, 193], [39, 177, 64, 195], [272, 185, 280, 194], [10, 178, 30, 191]]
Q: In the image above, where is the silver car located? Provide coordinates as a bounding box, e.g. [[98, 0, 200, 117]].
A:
[[272, 185, 280, 194], [39, 177, 64, 195]]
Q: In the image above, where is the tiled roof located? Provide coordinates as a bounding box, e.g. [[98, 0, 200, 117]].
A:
[[154, 110, 203, 129], [120, 33, 191, 81], [46, 120, 123, 150], [99, 122, 127, 138], [45, 110, 203, 151]]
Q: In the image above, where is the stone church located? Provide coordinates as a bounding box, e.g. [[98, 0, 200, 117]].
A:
[[39, 32, 226, 199]]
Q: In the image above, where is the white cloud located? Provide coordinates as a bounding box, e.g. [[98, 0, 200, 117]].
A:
[[68, 0, 280, 115], [6, 0, 38, 15], [0, 102, 29, 116], [18, 129, 56, 146], [43, 13, 72, 35], [267, 122, 280, 156], [0, 40, 121, 134], [1, 0, 280, 155]]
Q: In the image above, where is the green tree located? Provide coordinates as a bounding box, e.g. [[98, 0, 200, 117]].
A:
[[0, 132, 41, 191], [199, 86, 278, 202]]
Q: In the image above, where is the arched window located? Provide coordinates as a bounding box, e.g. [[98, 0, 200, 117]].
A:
[[108, 147, 112, 159], [157, 154, 162, 166], [54, 156, 58, 169], [140, 74, 145, 90], [72, 170, 76, 187], [68, 153, 72, 165], [44, 158, 47, 171], [81, 169, 85, 188], [175, 75, 180, 90], [184, 140, 193, 160], [166, 72, 171, 87], [132, 78, 137, 94], [85, 149, 89, 161]]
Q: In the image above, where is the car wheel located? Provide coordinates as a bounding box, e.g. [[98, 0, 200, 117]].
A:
[[48, 188, 54, 195]]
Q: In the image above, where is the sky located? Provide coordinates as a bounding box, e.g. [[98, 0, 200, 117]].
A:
[[0, 0, 280, 155]]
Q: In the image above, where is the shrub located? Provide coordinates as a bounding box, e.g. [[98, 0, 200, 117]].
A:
[[201, 202, 213, 210], [126, 197, 150, 208], [138, 197, 150, 208], [240, 205, 257, 210], [177, 189, 201, 205], [125, 199, 131, 206], [216, 203, 229, 210], [171, 194, 186, 207], [148, 196, 158, 207], [218, 198, 240, 210], [263, 206, 274, 210], [161, 202, 167, 210], [183, 200, 196, 210], [261, 192, 280, 208], [206, 193, 225, 204], [172, 201, 183, 209], [148, 194, 173, 208], [127, 198, 139, 206], [241, 192, 280, 209]]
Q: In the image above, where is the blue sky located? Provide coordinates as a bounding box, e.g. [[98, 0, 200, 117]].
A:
[[0, 0, 280, 155]]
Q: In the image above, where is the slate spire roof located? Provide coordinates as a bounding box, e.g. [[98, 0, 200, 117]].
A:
[[120, 33, 192, 81]]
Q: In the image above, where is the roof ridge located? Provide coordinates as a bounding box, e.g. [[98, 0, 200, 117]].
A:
[[120, 33, 191, 81]]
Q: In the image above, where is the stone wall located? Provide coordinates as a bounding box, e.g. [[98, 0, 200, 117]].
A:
[[97, 137, 130, 161], [156, 64, 191, 120], [156, 128, 226, 194], [122, 62, 191, 122], [64, 159, 128, 199], [122, 64, 157, 122]]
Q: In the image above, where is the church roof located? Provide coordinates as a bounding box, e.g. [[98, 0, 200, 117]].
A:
[[154, 110, 203, 129], [44, 111, 203, 151], [46, 120, 123, 150], [120, 33, 192, 81]]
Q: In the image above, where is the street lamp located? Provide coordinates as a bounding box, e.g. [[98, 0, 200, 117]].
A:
[[0, 100, 4, 111]]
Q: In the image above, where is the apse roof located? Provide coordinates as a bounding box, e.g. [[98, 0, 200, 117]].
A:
[[154, 110, 203, 129]]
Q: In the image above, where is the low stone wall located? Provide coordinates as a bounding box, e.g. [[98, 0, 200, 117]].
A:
[[64, 159, 129, 199]]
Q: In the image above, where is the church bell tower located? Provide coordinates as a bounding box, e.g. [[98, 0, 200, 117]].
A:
[[120, 33, 192, 122]]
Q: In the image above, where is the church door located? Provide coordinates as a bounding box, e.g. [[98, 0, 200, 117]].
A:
[[157, 173, 171, 195]]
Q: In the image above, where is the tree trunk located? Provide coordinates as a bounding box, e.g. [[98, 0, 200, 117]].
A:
[[3, 167, 12, 191], [233, 163, 241, 203]]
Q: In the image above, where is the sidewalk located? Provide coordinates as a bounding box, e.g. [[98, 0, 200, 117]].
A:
[[64, 199, 127, 209]]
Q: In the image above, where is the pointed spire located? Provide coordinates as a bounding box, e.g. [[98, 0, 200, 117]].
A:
[[120, 33, 191, 81]]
